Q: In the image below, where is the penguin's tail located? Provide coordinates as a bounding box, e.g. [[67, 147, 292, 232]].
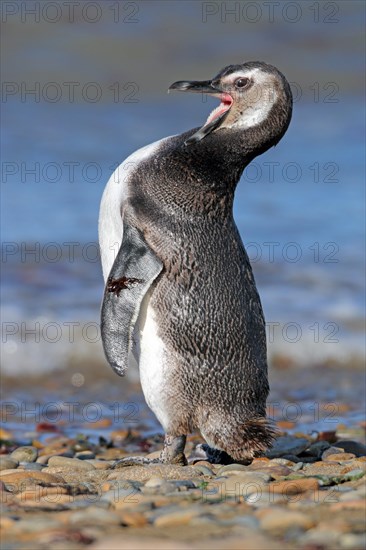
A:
[[201, 416, 277, 462]]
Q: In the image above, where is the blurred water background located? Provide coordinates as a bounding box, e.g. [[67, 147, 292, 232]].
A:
[[1, 0, 365, 383]]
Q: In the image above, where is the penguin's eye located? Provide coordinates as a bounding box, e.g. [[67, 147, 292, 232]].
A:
[[235, 77, 250, 89]]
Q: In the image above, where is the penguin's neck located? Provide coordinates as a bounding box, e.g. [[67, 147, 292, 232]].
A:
[[183, 121, 278, 194]]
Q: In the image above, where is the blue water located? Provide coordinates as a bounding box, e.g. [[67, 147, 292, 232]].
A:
[[1, 2, 365, 373]]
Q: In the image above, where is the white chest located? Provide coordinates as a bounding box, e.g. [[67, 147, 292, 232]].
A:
[[133, 292, 171, 430]]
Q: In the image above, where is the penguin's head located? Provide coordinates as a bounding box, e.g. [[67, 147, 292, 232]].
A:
[[169, 61, 292, 146]]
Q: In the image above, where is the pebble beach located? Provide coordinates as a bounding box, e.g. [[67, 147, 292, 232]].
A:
[[1, 365, 365, 550]]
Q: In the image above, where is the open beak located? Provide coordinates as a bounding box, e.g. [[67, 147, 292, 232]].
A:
[[168, 79, 233, 145]]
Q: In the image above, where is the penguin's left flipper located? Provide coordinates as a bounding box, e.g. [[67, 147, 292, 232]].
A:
[[101, 221, 163, 376]]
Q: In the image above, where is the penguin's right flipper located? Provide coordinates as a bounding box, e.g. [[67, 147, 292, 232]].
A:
[[101, 221, 163, 376]]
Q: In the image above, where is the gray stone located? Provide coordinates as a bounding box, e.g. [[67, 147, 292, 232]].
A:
[[305, 441, 330, 458], [10, 446, 38, 463], [335, 440, 366, 457], [142, 476, 179, 495], [266, 436, 310, 458], [75, 451, 96, 460], [322, 446, 345, 459], [101, 484, 140, 504], [22, 462, 44, 471]]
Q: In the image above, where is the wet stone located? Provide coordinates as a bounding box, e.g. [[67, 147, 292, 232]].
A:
[[304, 441, 330, 458], [266, 436, 310, 458], [10, 446, 38, 463]]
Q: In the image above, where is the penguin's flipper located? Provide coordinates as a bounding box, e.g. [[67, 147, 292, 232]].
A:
[[101, 221, 163, 376]]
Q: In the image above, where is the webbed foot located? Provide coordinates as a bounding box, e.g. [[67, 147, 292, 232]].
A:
[[112, 434, 187, 468]]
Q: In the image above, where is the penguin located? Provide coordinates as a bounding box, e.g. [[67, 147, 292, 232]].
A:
[[99, 61, 293, 465]]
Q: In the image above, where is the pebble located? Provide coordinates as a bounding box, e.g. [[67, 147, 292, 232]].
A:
[[303, 461, 346, 476], [0, 470, 64, 487], [1, 423, 365, 550], [323, 452, 356, 462], [202, 473, 270, 502], [85, 459, 113, 470], [217, 463, 249, 475], [142, 476, 178, 495], [9, 517, 62, 532], [335, 440, 366, 457], [21, 462, 44, 471], [305, 441, 330, 458], [268, 477, 319, 495], [340, 533, 366, 548], [330, 499, 366, 511], [75, 451, 96, 460], [193, 464, 215, 476], [259, 508, 315, 534], [36, 450, 75, 464], [322, 445, 345, 459], [0, 457, 18, 471], [266, 435, 310, 458], [10, 446, 38, 463], [269, 457, 296, 467], [246, 490, 299, 507], [120, 511, 149, 527], [154, 507, 202, 527], [249, 464, 293, 479], [47, 456, 96, 471], [68, 506, 121, 525], [17, 485, 70, 500]]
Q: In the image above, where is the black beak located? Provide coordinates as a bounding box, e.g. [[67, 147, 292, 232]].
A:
[[168, 80, 221, 95], [169, 79, 231, 146]]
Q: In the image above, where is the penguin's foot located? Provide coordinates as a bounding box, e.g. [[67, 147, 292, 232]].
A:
[[190, 443, 251, 465], [160, 434, 187, 465], [112, 434, 187, 469], [112, 456, 160, 468]]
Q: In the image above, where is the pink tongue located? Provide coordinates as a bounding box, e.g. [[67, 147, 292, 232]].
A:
[[206, 93, 233, 124]]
